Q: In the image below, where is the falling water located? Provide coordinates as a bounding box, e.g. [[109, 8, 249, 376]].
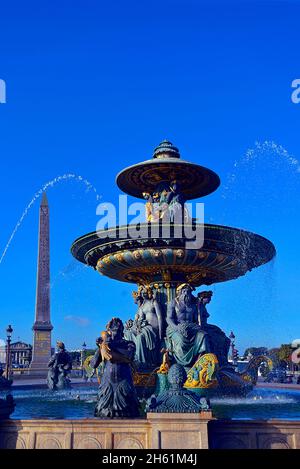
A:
[[245, 141, 300, 171], [0, 174, 102, 265], [219, 139, 300, 232], [222, 140, 300, 205], [50, 260, 88, 290], [213, 140, 300, 350]]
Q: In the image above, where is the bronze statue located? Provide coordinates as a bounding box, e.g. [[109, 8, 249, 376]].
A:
[[166, 283, 210, 368], [165, 180, 189, 223], [142, 180, 190, 223], [198, 291, 213, 326], [47, 341, 72, 390], [198, 291, 231, 367], [91, 317, 140, 418], [124, 285, 163, 368], [142, 192, 155, 222]]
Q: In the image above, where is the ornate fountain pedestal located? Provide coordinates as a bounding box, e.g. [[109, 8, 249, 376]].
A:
[[72, 140, 276, 399]]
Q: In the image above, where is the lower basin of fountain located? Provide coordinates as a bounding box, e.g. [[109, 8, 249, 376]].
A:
[[2, 385, 300, 421]]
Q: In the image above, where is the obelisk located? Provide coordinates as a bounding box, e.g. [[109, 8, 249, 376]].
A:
[[30, 192, 53, 375]]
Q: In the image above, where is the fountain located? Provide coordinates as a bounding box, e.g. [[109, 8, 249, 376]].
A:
[[3, 141, 300, 450], [71, 140, 276, 398]]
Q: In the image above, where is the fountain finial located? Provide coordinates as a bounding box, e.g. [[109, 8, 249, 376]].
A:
[[153, 140, 180, 159]]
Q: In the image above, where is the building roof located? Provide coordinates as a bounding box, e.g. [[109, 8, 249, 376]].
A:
[[10, 341, 32, 348]]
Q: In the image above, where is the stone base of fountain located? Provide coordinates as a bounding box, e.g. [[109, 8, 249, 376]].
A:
[[1, 416, 300, 449]]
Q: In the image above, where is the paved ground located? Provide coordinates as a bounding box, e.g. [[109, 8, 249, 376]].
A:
[[9, 376, 300, 391], [11, 378, 97, 390], [256, 379, 300, 392]]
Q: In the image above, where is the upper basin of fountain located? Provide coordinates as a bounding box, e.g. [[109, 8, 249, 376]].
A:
[[116, 140, 221, 200]]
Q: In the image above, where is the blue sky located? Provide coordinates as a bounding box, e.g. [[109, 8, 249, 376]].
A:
[[0, 0, 299, 353]]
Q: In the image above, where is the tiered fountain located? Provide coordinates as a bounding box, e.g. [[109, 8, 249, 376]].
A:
[[71, 140, 276, 397]]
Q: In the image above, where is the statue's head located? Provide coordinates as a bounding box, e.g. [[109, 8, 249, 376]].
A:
[[170, 179, 180, 192], [142, 192, 151, 201], [140, 285, 153, 300], [56, 341, 65, 351], [198, 290, 213, 305], [176, 283, 194, 304], [100, 330, 110, 342], [125, 319, 134, 330], [132, 289, 143, 305], [106, 317, 124, 341]]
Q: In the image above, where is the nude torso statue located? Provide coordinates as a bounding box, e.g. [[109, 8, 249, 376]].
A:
[[137, 287, 163, 338], [124, 286, 163, 368], [166, 284, 210, 368]]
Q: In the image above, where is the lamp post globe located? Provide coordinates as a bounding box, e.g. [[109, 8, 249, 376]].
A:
[[6, 325, 13, 340]]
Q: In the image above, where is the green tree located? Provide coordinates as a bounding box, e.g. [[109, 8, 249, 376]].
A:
[[268, 348, 280, 367], [278, 344, 293, 369], [243, 347, 268, 358]]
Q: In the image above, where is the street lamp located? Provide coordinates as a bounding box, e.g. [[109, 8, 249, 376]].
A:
[[5, 325, 13, 378], [81, 342, 87, 378]]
